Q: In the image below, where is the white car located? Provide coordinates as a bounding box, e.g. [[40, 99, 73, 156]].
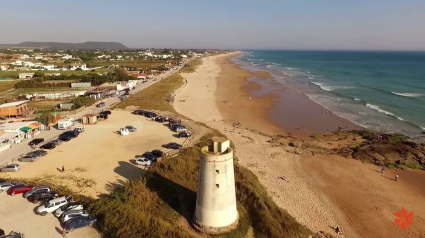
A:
[[37, 196, 69, 216], [61, 209, 89, 223], [0, 182, 16, 193], [54, 202, 84, 217], [135, 157, 152, 166]]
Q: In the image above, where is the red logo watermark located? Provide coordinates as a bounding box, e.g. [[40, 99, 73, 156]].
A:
[[393, 207, 414, 230]]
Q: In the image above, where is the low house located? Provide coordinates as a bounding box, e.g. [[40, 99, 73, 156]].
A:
[[58, 102, 74, 110], [19, 73, 35, 79], [129, 73, 148, 80], [0, 120, 44, 140], [82, 114, 97, 125], [71, 82, 92, 88], [42, 65, 55, 70], [0, 65, 8, 71], [70, 64, 87, 71], [0, 101, 29, 117], [61, 55, 73, 60]]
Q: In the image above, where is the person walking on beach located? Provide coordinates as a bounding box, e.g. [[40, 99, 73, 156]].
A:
[[395, 174, 399, 181], [62, 165, 65, 173], [381, 166, 386, 174]]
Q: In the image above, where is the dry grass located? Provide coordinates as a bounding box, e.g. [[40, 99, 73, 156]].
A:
[[112, 73, 184, 112], [179, 58, 202, 73], [0, 81, 17, 92]]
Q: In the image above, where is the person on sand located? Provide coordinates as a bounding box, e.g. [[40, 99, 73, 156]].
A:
[[395, 174, 399, 181], [381, 166, 386, 174], [62, 165, 65, 173], [335, 226, 343, 234]]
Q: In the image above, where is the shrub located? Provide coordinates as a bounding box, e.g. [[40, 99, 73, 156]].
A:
[[71, 96, 96, 109]]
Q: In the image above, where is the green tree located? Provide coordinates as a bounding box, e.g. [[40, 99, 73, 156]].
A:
[[41, 60, 48, 63], [64, 59, 72, 64]]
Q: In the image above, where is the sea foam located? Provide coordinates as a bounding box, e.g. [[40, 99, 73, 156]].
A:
[[366, 104, 395, 117], [391, 92, 423, 98], [354, 98, 361, 101], [310, 81, 353, 92]]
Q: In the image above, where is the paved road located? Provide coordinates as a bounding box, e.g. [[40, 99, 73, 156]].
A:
[[0, 58, 194, 167]]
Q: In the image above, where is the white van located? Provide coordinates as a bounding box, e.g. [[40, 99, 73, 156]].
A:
[[57, 119, 73, 130], [74, 126, 85, 133], [36, 196, 69, 216]]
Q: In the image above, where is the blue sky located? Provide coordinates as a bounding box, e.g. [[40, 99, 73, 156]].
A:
[[1, 0, 424, 50]]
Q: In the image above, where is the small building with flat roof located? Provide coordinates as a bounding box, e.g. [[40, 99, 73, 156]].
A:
[[0, 101, 29, 117]]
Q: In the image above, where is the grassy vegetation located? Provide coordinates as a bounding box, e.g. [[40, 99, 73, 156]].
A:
[[179, 58, 202, 73], [0, 80, 17, 92], [112, 73, 184, 112]]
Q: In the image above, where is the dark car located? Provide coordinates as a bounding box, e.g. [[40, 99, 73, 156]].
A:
[[26, 150, 47, 157], [0, 178, 6, 183], [28, 138, 44, 146], [40, 142, 56, 150], [155, 116, 165, 122], [96, 102, 106, 108], [164, 142, 183, 150], [99, 110, 111, 115], [140, 152, 157, 162], [29, 191, 58, 203], [145, 112, 157, 118], [64, 216, 97, 232], [133, 110, 146, 115], [151, 149, 164, 157], [97, 114, 108, 120], [59, 136, 72, 142], [168, 121, 181, 128], [62, 130, 79, 138], [178, 131, 191, 138]]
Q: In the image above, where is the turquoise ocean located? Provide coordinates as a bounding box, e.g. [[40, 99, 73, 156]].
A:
[[234, 50, 425, 140]]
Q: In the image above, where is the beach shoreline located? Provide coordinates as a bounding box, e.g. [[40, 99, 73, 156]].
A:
[[174, 53, 425, 238]]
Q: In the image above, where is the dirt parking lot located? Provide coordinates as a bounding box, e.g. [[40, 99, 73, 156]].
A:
[[0, 192, 99, 238], [2, 110, 187, 197]]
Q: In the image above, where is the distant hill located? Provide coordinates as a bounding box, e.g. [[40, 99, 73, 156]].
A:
[[0, 41, 129, 50]]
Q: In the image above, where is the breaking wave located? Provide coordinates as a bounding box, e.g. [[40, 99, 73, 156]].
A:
[[391, 92, 423, 98], [310, 81, 353, 92], [366, 103, 395, 117], [354, 98, 361, 101]]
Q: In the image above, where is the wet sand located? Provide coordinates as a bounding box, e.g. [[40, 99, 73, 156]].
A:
[[216, 53, 359, 137]]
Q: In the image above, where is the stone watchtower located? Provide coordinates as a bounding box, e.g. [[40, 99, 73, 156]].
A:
[[193, 137, 238, 234]]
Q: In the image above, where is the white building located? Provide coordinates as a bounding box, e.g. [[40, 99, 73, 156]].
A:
[[61, 55, 73, 60], [42, 65, 55, 70], [19, 54, 31, 60], [97, 55, 105, 59], [181, 55, 188, 58], [70, 64, 87, 71], [19, 73, 35, 79], [193, 137, 238, 234], [117, 55, 123, 60], [0, 65, 8, 71], [34, 55, 44, 60], [22, 61, 36, 67], [12, 60, 23, 66]]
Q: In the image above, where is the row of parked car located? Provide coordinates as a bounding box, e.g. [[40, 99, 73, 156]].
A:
[[0, 128, 84, 173], [133, 110, 192, 138], [0, 179, 96, 232]]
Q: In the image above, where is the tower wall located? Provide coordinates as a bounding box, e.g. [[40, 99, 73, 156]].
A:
[[193, 138, 238, 234]]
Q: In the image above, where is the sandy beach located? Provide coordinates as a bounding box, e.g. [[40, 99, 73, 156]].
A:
[[175, 53, 425, 237]]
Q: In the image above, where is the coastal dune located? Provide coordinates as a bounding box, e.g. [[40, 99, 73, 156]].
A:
[[175, 53, 425, 237]]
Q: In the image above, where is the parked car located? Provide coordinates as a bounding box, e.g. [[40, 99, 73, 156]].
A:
[[74, 127, 85, 133], [40, 142, 56, 150], [164, 143, 183, 150], [7, 184, 34, 196], [61, 209, 90, 223], [62, 130, 79, 138], [23, 185, 51, 198], [133, 110, 144, 115], [151, 149, 164, 157], [36, 196, 70, 216], [0, 182, 16, 192], [54, 202, 83, 217], [51, 139, 63, 145], [137, 153, 157, 162], [155, 116, 165, 122], [99, 110, 111, 115], [96, 102, 105, 108], [1, 164, 21, 173], [18, 155, 39, 162], [97, 114, 108, 120], [168, 121, 181, 128], [145, 112, 157, 118], [0, 178, 6, 183], [135, 157, 152, 166], [173, 125, 187, 132], [178, 131, 192, 138], [59, 136, 72, 142], [26, 150, 47, 157], [28, 138, 44, 146], [29, 191, 58, 204], [64, 216, 97, 232], [125, 126, 137, 132]]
